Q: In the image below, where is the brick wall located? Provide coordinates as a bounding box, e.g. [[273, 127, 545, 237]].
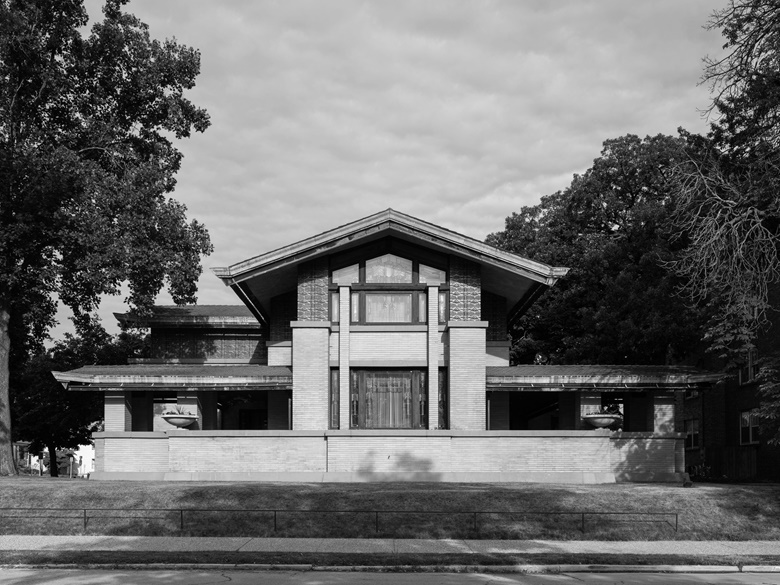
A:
[[481, 290, 507, 342], [449, 257, 481, 320], [448, 323, 487, 430], [349, 332, 427, 363], [653, 393, 675, 433], [104, 391, 131, 432], [93, 430, 683, 482], [291, 322, 330, 430], [297, 259, 329, 321], [270, 292, 296, 341], [169, 434, 326, 472], [150, 329, 266, 363], [611, 434, 678, 479], [101, 435, 169, 472]]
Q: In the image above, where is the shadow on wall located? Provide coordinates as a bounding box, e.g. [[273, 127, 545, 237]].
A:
[[357, 449, 442, 482], [612, 434, 681, 482]]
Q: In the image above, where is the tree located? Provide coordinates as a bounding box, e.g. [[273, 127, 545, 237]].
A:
[[487, 134, 708, 365], [0, 0, 212, 475], [667, 0, 780, 361], [668, 0, 780, 442], [12, 321, 145, 477]]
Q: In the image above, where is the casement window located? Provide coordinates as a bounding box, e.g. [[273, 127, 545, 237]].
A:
[[740, 409, 760, 445], [330, 254, 448, 324], [329, 369, 339, 429], [350, 369, 427, 429], [437, 369, 448, 430], [684, 419, 699, 449]]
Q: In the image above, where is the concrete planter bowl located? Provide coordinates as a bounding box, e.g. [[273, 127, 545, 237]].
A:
[[162, 414, 198, 428], [582, 414, 623, 428]]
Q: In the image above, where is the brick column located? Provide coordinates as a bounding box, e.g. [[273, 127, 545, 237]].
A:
[[291, 321, 330, 430], [653, 392, 675, 433], [427, 286, 439, 430], [104, 391, 131, 432], [447, 321, 487, 430], [338, 286, 351, 429]]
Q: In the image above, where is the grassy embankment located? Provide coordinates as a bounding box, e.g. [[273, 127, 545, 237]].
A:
[[1, 476, 778, 541]]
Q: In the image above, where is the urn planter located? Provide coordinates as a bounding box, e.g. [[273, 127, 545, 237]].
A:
[[162, 414, 198, 428], [582, 414, 623, 428]]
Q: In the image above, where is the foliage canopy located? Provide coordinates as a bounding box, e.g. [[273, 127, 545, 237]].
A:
[[0, 0, 212, 474]]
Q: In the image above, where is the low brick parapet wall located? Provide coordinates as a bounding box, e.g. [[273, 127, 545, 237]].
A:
[[91, 430, 683, 483]]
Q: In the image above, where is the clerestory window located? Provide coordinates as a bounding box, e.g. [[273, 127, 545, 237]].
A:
[[330, 254, 447, 324]]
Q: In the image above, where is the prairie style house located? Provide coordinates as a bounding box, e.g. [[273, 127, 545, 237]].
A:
[[55, 209, 720, 482]]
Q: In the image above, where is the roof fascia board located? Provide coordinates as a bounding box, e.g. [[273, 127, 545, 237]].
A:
[[213, 209, 568, 286]]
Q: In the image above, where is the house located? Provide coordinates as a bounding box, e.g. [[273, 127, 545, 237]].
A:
[[682, 285, 780, 481], [54, 209, 721, 482]]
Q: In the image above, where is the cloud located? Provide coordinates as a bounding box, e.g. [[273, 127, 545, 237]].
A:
[[59, 0, 726, 337]]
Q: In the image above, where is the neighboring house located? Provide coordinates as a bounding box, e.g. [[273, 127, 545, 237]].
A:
[[683, 287, 780, 481], [54, 209, 720, 483]]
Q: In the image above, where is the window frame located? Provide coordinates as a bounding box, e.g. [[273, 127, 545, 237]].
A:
[[349, 369, 428, 430], [329, 252, 448, 325], [740, 409, 760, 445], [684, 418, 700, 449]]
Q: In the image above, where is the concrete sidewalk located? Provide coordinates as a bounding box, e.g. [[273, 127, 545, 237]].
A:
[[0, 535, 778, 556]]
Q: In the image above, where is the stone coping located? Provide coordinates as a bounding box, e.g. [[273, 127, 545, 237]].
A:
[[89, 471, 619, 483], [94, 429, 681, 439]]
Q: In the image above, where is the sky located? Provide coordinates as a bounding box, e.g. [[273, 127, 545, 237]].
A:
[[59, 0, 727, 338]]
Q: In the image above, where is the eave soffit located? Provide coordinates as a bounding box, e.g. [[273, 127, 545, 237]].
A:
[[212, 209, 569, 288]]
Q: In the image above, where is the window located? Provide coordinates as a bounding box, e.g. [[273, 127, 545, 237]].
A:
[[350, 369, 427, 429], [366, 255, 413, 283], [738, 351, 759, 385], [438, 369, 448, 429], [329, 369, 339, 429], [332, 264, 359, 285], [331, 253, 447, 324], [366, 293, 413, 323], [685, 419, 699, 449], [740, 409, 760, 444]]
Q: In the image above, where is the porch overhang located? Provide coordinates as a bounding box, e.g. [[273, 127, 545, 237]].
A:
[[486, 365, 722, 391], [53, 365, 293, 392]]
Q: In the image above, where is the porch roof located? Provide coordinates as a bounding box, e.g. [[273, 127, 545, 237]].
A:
[[486, 365, 722, 390], [53, 365, 292, 391]]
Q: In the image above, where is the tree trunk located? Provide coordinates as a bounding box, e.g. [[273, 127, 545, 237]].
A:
[[47, 443, 58, 478], [0, 308, 17, 475]]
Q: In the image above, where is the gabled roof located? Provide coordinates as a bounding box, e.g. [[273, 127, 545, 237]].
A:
[[212, 209, 569, 324], [487, 365, 722, 390]]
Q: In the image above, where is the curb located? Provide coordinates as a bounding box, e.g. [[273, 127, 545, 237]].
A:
[[5, 563, 780, 573]]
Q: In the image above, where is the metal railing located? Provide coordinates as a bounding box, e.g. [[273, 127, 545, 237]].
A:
[[0, 507, 678, 534]]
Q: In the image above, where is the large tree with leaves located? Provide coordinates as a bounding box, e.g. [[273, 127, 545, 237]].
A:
[[13, 322, 146, 477], [0, 0, 212, 475], [487, 134, 708, 365]]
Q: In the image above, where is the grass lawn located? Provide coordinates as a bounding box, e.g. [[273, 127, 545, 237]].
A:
[[0, 476, 778, 541]]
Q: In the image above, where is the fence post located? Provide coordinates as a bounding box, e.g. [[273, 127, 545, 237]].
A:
[[581, 513, 585, 533], [274, 510, 277, 532], [473, 512, 477, 532], [375, 511, 379, 533], [180, 510, 184, 531], [83, 509, 87, 531]]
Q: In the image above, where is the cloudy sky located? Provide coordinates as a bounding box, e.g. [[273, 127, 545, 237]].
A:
[[67, 0, 726, 337]]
